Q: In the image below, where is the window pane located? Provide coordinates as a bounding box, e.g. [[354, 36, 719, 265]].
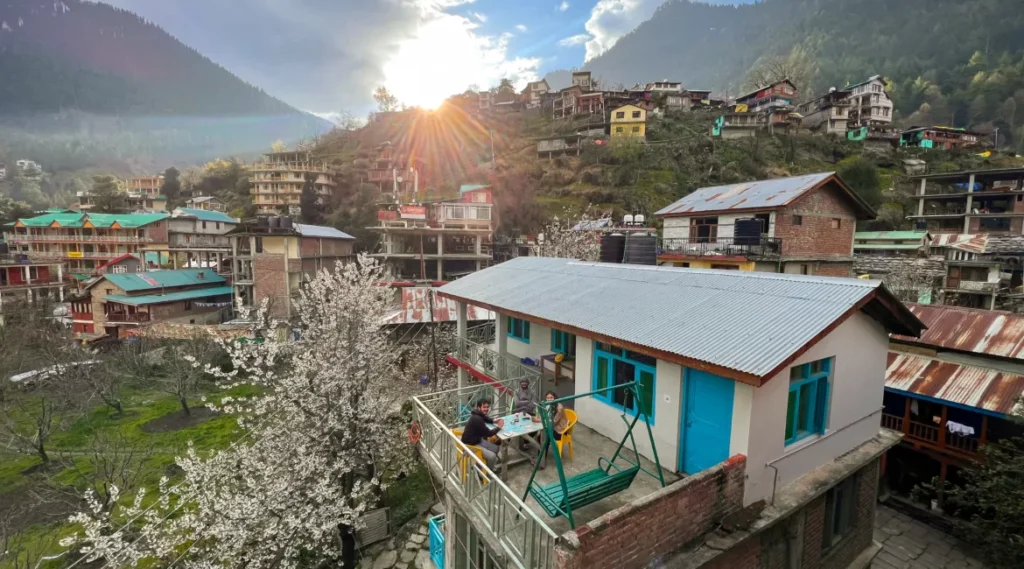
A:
[[786, 389, 797, 441], [790, 364, 808, 380], [595, 356, 609, 391], [798, 382, 816, 433], [638, 368, 655, 416], [567, 334, 577, 357], [810, 359, 828, 375], [523, 321, 530, 340], [613, 359, 634, 407]]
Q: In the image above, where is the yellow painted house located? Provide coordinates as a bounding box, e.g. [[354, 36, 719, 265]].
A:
[[610, 104, 647, 138]]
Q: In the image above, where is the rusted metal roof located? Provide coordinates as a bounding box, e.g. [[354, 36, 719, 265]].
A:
[[930, 233, 989, 254], [383, 287, 494, 325], [893, 304, 1024, 361], [886, 351, 1024, 415], [654, 172, 875, 219]]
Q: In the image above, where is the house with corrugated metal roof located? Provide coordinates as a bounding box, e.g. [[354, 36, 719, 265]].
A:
[[414, 257, 923, 569], [71, 268, 230, 341], [883, 303, 1024, 510], [655, 172, 874, 277]]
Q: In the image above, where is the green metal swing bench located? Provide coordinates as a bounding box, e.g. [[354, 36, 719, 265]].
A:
[[521, 381, 666, 528]]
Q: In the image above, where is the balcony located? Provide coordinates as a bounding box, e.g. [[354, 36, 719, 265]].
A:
[[912, 206, 967, 217], [28, 251, 125, 260], [947, 280, 998, 293], [170, 235, 231, 249], [658, 236, 782, 259], [0, 278, 63, 289], [881, 413, 980, 456], [103, 311, 151, 324], [436, 203, 493, 225], [4, 233, 152, 244]]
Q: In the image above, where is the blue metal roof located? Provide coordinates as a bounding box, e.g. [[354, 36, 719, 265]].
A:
[[99, 269, 226, 292], [175, 208, 238, 223], [294, 223, 355, 239], [438, 257, 922, 382], [105, 286, 233, 306], [654, 172, 873, 219]]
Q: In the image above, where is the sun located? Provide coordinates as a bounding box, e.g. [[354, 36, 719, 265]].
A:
[[382, 13, 521, 110]]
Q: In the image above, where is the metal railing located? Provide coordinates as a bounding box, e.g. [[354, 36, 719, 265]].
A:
[[170, 236, 231, 249], [953, 280, 997, 292], [451, 336, 541, 388], [104, 312, 150, 323], [410, 372, 556, 569], [658, 236, 782, 258], [28, 251, 127, 259], [4, 233, 151, 243], [882, 413, 980, 455]]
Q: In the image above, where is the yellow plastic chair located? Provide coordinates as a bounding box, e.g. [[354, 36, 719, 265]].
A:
[[451, 428, 487, 484], [556, 409, 578, 460]]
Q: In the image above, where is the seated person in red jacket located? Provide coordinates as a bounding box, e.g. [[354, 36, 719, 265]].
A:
[[461, 398, 504, 470]]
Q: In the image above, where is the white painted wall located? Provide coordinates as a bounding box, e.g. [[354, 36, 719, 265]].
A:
[[661, 213, 776, 240], [571, 337, 682, 470], [505, 319, 553, 362], [741, 312, 889, 506]]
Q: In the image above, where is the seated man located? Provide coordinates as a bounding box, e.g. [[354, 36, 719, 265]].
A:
[[513, 379, 537, 416], [461, 398, 504, 470]]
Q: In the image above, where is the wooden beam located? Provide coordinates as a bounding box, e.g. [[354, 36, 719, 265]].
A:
[[902, 397, 912, 436], [938, 405, 948, 449], [980, 415, 988, 446]]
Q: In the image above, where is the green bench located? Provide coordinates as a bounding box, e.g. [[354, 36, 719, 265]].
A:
[[529, 462, 640, 518]]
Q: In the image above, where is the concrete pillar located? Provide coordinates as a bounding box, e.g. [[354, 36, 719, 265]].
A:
[[496, 314, 508, 381], [437, 259, 443, 281], [22, 266, 29, 284], [917, 178, 926, 217], [457, 302, 468, 389], [475, 235, 482, 255], [991, 292, 997, 310], [964, 174, 976, 233]]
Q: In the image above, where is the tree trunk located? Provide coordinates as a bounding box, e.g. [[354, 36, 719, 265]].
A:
[[180, 396, 191, 416], [37, 439, 49, 463], [338, 524, 356, 568]]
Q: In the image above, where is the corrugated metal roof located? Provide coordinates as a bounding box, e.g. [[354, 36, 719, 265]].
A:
[[100, 269, 226, 292], [854, 244, 922, 250], [382, 288, 494, 325], [930, 233, 989, 254], [459, 184, 490, 194], [893, 304, 1024, 361], [886, 351, 1024, 415], [294, 223, 355, 240], [105, 286, 233, 306], [655, 172, 852, 217], [174, 208, 238, 223], [439, 257, 919, 381]]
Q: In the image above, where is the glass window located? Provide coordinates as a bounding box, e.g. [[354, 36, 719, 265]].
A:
[[632, 111, 641, 118], [632, 126, 640, 133], [792, 215, 803, 226], [615, 127, 624, 133], [551, 330, 576, 357], [507, 317, 530, 343], [823, 474, 858, 550], [615, 111, 625, 119], [785, 358, 832, 445], [593, 343, 657, 422]]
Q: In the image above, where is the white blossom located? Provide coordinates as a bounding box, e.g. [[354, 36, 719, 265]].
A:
[[62, 255, 420, 568], [533, 207, 609, 261]]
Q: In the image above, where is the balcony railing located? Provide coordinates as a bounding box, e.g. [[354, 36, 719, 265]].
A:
[[951, 280, 998, 292], [917, 206, 967, 216], [170, 236, 231, 249], [104, 312, 150, 323], [411, 346, 554, 569], [658, 237, 782, 258], [882, 413, 981, 455], [28, 251, 126, 260], [451, 336, 542, 386], [4, 233, 151, 243], [0, 278, 63, 288]]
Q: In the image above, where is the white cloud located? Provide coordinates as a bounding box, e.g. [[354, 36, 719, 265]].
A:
[[470, 11, 487, 23], [557, 34, 590, 47], [558, 1, 570, 12], [515, 24, 528, 32], [584, 0, 667, 61], [383, 9, 540, 108]]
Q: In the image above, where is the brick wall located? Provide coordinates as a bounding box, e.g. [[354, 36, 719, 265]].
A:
[[775, 184, 858, 258], [554, 455, 746, 569], [145, 220, 169, 243], [814, 262, 854, 278], [691, 458, 880, 569], [253, 254, 289, 319]]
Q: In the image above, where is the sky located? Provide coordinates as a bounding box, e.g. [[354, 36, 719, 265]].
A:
[[102, 0, 715, 116]]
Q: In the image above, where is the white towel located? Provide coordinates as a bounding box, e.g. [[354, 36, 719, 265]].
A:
[[946, 421, 975, 437]]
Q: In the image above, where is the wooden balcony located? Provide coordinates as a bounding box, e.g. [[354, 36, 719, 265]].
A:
[[882, 411, 982, 459]]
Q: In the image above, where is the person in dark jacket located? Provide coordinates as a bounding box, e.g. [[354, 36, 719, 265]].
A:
[[461, 398, 504, 469]]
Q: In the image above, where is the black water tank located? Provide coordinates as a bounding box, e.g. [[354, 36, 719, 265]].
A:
[[280, 216, 294, 230], [734, 218, 762, 245], [600, 233, 626, 263], [623, 233, 657, 266], [268, 216, 281, 229]]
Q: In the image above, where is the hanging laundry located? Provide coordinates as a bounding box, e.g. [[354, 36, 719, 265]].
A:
[[910, 399, 919, 416], [946, 421, 976, 437]]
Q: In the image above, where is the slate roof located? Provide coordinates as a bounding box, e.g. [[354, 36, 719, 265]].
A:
[[438, 257, 923, 384]]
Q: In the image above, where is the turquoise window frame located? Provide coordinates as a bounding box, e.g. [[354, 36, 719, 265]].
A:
[[507, 316, 530, 343], [785, 358, 832, 445], [551, 330, 576, 356], [592, 345, 656, 423]]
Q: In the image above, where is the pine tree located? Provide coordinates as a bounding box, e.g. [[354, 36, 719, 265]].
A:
[[160, 167, 182, 209], [299, 173, 323, 225], [90, 175, 127, 213]]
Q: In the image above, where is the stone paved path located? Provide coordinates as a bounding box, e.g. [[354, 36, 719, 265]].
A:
[[872, 505, 985, 569]]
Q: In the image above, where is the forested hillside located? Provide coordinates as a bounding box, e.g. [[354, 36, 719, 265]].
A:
[[0, 0, 332, 181], [547, 0, 1024, 145]]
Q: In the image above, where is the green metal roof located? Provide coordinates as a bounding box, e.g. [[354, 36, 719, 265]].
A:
[[853, 243, 924, 250], [105, 286, 233, 306], [71, 273, 91, 281], [853, 231, 929, 240], [175, 208, 237, 223], [459, 184, 490, 194], [99, 269, 226, 292], [14, 212, 169, 228]]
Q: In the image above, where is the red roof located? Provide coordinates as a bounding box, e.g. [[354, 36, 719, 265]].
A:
[[892, 304, 1024, 362], [383, 288, 494, 325], [886, 351, 1024, 415], [94, 254, 141, 274]]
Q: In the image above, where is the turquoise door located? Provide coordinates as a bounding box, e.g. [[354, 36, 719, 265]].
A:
[[679, 369, 735, 474]]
